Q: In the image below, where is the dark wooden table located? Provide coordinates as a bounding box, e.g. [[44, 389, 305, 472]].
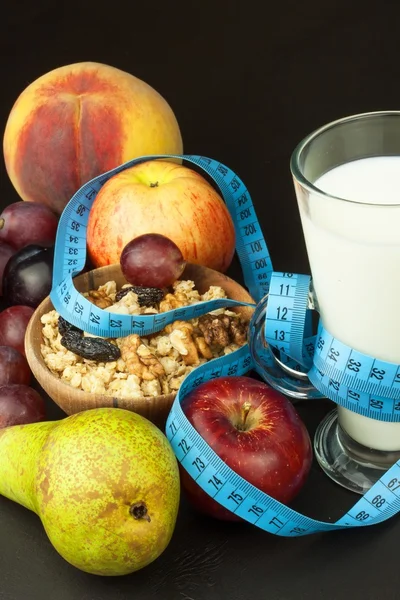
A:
[[1, 1, 399, 598]]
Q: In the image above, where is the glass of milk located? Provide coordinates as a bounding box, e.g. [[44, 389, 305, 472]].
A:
[[251, 111, 400, 494]]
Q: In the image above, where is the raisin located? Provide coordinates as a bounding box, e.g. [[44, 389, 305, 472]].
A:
[[116, 286, 165, 307], [60, 331, 121, 362], [58, 316, 82, 336], [115, 287, 134, 302]]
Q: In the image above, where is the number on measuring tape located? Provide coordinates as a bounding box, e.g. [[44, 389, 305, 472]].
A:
[[264, 272, 313, 370], [308, 323, 400, 421]]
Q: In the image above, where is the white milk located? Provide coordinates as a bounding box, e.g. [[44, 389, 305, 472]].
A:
[[297, 156, 400, 451]]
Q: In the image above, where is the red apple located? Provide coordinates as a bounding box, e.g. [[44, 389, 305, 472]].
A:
[[180, 376, 313, 521]]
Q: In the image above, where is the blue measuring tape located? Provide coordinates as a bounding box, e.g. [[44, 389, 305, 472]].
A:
[[264, 273, 400, 422], [50, 153, 400, 535]]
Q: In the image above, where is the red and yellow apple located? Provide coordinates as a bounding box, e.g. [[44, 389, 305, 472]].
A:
[[179, 376, 313, 521], [3, 62, 183, 215], [86, 160, 236, 273]]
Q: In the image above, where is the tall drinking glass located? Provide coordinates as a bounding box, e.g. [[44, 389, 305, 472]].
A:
[[250, 111, 400, 494]]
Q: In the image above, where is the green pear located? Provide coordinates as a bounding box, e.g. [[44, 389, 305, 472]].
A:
[[0, 407, 180, 576]]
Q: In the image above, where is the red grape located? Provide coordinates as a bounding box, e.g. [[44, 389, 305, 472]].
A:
[[0, 306, 34, 357], [120, 234, 186, 288], [0, 384, 46, 428], [0, 201, 58, 250], [0, 241, 15, 295], [0, 346, 31, 386], [2, 244, 54, 308]]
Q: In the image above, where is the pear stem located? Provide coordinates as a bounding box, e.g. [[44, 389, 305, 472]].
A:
[[130, 501, 151, 522], [240, 401, 252, 430], [0, 218, 4, 230], [149, 181, 159, 188]]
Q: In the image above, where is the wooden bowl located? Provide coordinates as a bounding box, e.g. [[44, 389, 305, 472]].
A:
[[25, 263, 255, 428]]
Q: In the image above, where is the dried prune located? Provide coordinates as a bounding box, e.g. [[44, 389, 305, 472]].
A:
[[115, 286, 165, 307], [115, 287, 134, 302], [58, 316, 82, 336], [60, 331, 121, 362]]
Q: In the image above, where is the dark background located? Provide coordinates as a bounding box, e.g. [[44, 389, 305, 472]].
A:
[[1, 1, 399, 598]]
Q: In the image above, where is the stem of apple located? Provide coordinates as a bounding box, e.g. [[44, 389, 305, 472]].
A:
[[240, 401, 252, 431], [149, 182, 159, 188], [0, 218, 4, 230]]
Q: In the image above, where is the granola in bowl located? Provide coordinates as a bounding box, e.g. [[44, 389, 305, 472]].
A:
[[40, 279, 249, 400]]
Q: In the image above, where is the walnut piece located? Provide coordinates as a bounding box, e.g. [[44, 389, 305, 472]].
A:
[[86, 289, 115, 309], [194, 336, 214, 359], [229, 317, 248, 346], [118, 334, 165, 380], [159, 293, 187, 312], [198, 314, 248, 348], [165, 321, 201, 366], [198, 314, 230, 346]]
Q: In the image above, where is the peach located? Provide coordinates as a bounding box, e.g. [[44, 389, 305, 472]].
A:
[[86, 160, 236, 273], [3, 62, 183, 215]]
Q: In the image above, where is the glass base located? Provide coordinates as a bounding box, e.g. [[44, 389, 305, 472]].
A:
[[248, 293, 324, 401], [314, 409, 400, 494]]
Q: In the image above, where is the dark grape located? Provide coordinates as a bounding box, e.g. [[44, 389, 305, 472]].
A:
[[0, 201, 58, 250], [0, 384, 46, 428], [0, 306, 35, 357], [0, 241, 15, 295], [3, 244, 54, 308], [0, 346, 31, 386], [120, 234, 186, 288]]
